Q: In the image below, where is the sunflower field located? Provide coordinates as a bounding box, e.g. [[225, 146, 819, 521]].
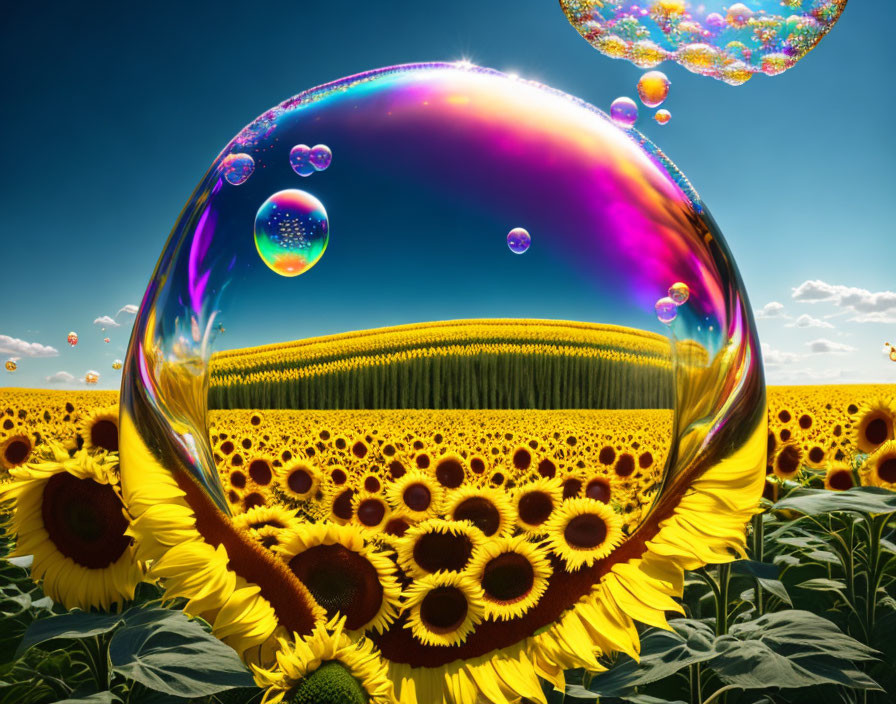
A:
[[1, 378, 895, 704]]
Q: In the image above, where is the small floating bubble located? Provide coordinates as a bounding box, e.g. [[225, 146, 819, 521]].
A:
[[637, 71, 670, 108], [67, 331, 78, 347], [309, 144, 332, 171], [655, 297, 678, 324], [220, 153, 255, 186], [668, 282, 690, 305], [654, 109, 671, 125], [103, 337, 110, 344], [289, 144, 315, 177], [85, 370, 100, 385], [609, 97, 638, 128], [112, 360, 123, 370], [506, 227, 531, 254], [254, 189, 329, 277], [5, 360, 16, 372]]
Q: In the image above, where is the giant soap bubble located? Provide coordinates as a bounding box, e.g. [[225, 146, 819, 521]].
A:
[[119, 63, 765, 702], [560, 0, 847, 84]]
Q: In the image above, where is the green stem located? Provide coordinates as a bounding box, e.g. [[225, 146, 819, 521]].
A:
[[717, 564, 730, 637], [751, 513, 765, 615], [702, 684, 743, 704]]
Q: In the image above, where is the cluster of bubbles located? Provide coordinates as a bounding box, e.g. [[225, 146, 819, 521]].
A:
[[5, 360, 16, 372], [112, 360, 123, 370], [561, 0, 847, 84], [254, 189, 329, 277], [85, 371, 99, 385], [67, 331, 78, 347], [506, 227, 531, 254], [655, 281, 690, 324], [612, 69, 670, 129], [289, 144, 333, 177]]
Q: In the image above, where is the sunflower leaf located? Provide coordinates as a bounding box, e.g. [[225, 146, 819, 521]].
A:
[[50, 692, 120, 704], [712, 610, 880, 690], [15, 611, 125, 658], [772, 487, 896, 516], [108, 609, 254, 696], [565, 618, 716, 698]]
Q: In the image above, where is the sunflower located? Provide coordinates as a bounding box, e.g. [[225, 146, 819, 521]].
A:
[[247, 456, 276, 487], [0, 443, 142, 610], [351, 492, 390, 531], [252, 617, 395, 704], [277, 522, 401, 634], [543, 498, 624, 570], [402, 570, 485, 647], [513, 477, 564, 534], [772, 442, 803, 481], [803, 442, 827, 469], [443, 485, 515, 538], [823, 463, 855, 492], [465, 535, 552, 620], [395, 519, 485, 579], [850, 399, 896, 454], [431, 453, 467, 489], [385, 470, 442, 520], [1, 433, 34, 470], [863, 441, 896, 490], [76, 405, 120, 453], [233, 504, 300, 533]]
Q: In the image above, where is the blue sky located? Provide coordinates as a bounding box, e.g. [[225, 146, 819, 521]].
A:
[[0, 1, 893, 389]]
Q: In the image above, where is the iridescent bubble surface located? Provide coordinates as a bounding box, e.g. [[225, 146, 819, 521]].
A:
[[507, 227, 531, 254], [669, 281, 690, 304], [637, 71, 670, 108], [655, 297, 678, 324], [654, 109, 671, 125], [560, 0, 847, 83], [121, 64, 764, 619], [289, 144, 315, 177], [112, 360, 123, 370], [309, 144, 333, 171], [220, 153, 255, 185], [253, 189, 329, 277], [610, 96, 639, 127], [5, 360, 16, 372], [67, 332, 78, 347], [85, 370, 99, 385]]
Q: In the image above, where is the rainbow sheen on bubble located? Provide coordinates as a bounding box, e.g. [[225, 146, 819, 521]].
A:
[[610, 96, 639, 127], [654, 109, 671, 125], [220, 153, 255, 185], [637, 71, 670, 108], [560, 0, 847, 83], [507, 227, 531, 254], [254, 189, 329, 277], [120, 64, 764, 639], [655, 297, 678, 324], [5, 360, 16, 372]]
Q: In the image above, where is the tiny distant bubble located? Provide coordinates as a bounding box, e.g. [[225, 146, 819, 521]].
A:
[[609, 97, 638, 128], [289, 144, 315, 177], [309, 144, 333, 171], [637, 71, 670, 108], [103, 337, 110, 343], [254, 189, 329, 277], [85, 370, 100, 385], [112, 360, 123, 370], [506, 227, 531, 254], [668, 282, 690, 305], [654, 109, 671, 125], [655, 297, 678, 324], [5, 360, 16, 372], [67, 331, 78, 347], [220, 153, 255, 186]]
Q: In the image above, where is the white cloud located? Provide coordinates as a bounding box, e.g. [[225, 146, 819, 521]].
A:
[[807, 338, 856, 354], [792, 280, 896, 319], [45, 371, 75, 384], [787, 313, 834, 329], [761, 343, 801, 367], [756, 301, 787, 319], [94, 315, 120, 328], [117, 304, 139, 317], [850, 312, 896, 324], [0, 335, 59, 358]]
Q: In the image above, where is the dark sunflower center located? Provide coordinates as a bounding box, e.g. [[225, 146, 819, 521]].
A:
[[289, 544, 383, 630], [288, 468, 313, 494], [244, 492, 265, 510], [481, 552, 535, 603], [562, 477, 582, 499], [512, 448, 531, 470], [90, 419, 118, 452], [435, 459, 464, 488], [420, 586, 468, 633], [808, 447, 825, 464], [249, 460, 272, 485], [537, 459, 556, 478], [777, 445, 800, 475], [352, 441, 368, 458], [865, 417, 889, 446], [564, 513, 608, 549], [585, 479, 611, 503], [598, 446, 615, 465], [453, 496, 500, 536], [287, 661, 368, 704], [403, 483, 431, 512], [4, 438, 30, 465], [518, 491, 553, 526], [357, 499, 386, 527], [332, 489, 355, 520], [829, 470, 854, 491], [413, 531, 473, 573], [230, 470, 247, 488], [469, 458, 485, 474], [250, 518, 287, 530], [615, 454, 635, 477], [384, 517, 410, 537], [41, 472, 130, 569], [878, 457, 896, 484], [798, 414, 812, 429]]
